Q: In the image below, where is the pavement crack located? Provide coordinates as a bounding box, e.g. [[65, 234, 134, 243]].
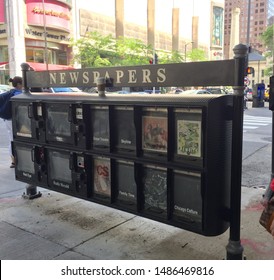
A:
[[242, 143, 270, 161]]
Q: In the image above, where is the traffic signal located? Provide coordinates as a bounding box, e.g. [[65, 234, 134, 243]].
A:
[[246, 66, 254, 75]]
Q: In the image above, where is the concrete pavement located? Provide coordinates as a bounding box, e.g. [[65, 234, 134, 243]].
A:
[[0, 117, 274, 260]]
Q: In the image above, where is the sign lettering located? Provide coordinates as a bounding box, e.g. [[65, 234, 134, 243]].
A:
[[26, 60, 235, 88]]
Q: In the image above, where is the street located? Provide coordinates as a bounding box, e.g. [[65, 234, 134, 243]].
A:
[[242, 101, 272, 189]]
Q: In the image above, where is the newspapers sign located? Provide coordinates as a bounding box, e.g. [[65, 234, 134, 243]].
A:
[[25, 60, 235, 88]]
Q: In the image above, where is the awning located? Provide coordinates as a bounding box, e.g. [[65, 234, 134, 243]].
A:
[[0, 62, 8, 70], [26, 62, 75, 71]]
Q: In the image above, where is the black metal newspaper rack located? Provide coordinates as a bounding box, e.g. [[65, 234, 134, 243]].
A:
[[11, 44, 248, 259]]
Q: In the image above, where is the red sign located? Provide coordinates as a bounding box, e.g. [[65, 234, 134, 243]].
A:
[[0, 0, 5, 23], [26, 0, 71, 32]]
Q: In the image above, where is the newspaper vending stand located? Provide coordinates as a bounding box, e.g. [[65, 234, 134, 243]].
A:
[[11, 44, 248, 259]]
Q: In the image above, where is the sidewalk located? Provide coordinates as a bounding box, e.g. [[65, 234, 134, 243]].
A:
[[0, 130, 274, 260]]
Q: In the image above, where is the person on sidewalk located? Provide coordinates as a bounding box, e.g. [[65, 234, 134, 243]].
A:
[[0, 76, 23, 167]]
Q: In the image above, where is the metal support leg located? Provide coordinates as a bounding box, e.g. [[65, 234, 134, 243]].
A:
[[226, 44, 248, 260], [22, 184, 42, 200]]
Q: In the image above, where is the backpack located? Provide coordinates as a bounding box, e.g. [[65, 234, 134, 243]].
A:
[[0, 89, 16, 120]]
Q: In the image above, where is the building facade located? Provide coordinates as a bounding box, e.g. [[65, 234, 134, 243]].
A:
[[0, 0, 73, 82], [224, 0, 274, 59], [76, 0, 225, 61], [0, 0, 225, 83]]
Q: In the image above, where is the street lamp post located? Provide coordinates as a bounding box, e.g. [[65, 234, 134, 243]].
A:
[[184, 42, 193, 62]]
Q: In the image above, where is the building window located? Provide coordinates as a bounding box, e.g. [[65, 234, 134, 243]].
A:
[[0, 46, 8, 62], [26, 48, 68, 65]]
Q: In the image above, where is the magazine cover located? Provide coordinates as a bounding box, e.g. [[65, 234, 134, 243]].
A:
[[93, 157, 111, 197], [143, 166, 167, 212], [177, 120, 201, 157], [142, 116, 168, 152]]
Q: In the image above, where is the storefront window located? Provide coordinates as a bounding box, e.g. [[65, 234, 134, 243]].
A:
[[57, 50, 68, 65], [0, 46, 8, 62], [26, 48, 67, 65]]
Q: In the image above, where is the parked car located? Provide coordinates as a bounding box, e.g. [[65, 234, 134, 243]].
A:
[[30, 87, 81, 93], [206, 88, 227, 94], [49, 87, 81, 93], [144, 89, 161, 94], [179, 89, 212, 95], [168, 88, 184, 94], [114, 90, 131, 94], [0, 84, 12, 93]]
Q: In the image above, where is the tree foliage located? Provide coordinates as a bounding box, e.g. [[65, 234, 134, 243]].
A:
[[187, 49, 207, 62], [70, 31, 207, 67], [261, 24, 274, 50], [260, 24, 274, 75], [157, 50, 184, 64], [115, 37, 153, 65], [70, 31, 114, 67]]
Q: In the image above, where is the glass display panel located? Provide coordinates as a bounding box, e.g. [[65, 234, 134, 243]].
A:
[[15, 105, 32, 137], [114, 107, 136, 151], [143, 165, 167, 213], [16, 146, 35, 174], [93, 157, 111, 197], [47, 106, 71, 138], [91, 106, 109, 148], [142, 108, 168, 153], [116, 160, 136, 205], [173, 170, 202, 224], [48, 150, 72, 185], [175, 108, 202, 158]]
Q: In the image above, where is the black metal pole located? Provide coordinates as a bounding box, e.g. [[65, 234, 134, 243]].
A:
[[20, 62, 31, 94], [271, 25, 274, 184], [270, 110, 274, 177], [226, 44, 248, 260], [270, 76, 274, 180], [271, 23, 274, 182]]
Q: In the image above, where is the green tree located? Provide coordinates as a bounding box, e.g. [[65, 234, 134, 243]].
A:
[[70, 31, 115, 67], [157, 50, 184, 64], [115, 37, 153, 65], [70, 31, 207, 67], [261, 24, 274, 49], [187, 48, 207, 62], [260, 24, 274, 75]]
